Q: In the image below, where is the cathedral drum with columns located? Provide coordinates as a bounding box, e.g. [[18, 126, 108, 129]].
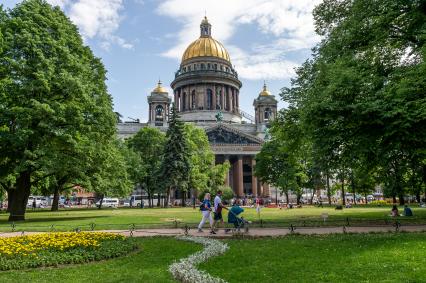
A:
[[117, 17, 278, 200]]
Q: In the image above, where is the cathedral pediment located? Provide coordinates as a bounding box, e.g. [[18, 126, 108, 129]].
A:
[[206, 124, 263, 145]]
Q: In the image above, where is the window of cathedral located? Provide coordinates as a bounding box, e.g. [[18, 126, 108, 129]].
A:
[[226, 67, 229, 73], [264, 108, 272, 120], [191, 90, 196, 109], [201, 63, 205, 70], [155, 105, 164, 121], [206, 89, 213, 110], [193, 64, 197, 70], [182, 92, 187, 111], [214, 64, 217, 70], [188, 65, 191, 71], [207, 63, 211, 69], [183, 67, 186, 72], [220, 65, 223, 71]]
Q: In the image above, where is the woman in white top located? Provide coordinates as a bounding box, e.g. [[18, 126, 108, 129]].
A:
[[198, 193, 213, 232]]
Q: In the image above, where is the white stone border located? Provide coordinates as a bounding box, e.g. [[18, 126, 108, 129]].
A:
[[169, 236, 229, 283]]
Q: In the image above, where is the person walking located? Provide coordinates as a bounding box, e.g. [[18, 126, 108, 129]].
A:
[[198, 193, 213, 232], [211, 190, 229, 234]]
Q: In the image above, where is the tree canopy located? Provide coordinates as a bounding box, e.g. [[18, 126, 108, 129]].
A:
[[0, 0, 127, 219]]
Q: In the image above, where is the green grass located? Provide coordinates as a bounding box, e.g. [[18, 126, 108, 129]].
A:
[[0, 237, 200, 283], [0, 233, 425, 282], [200, 233, 426, 282], [1, 206, 425, 232]]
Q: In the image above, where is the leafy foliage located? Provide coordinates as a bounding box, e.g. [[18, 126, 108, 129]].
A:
[[0, 0, 125, 219]]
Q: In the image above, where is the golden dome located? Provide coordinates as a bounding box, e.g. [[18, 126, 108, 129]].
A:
[[259, 82, 271, 96], [152, 80, 168, 93], [181, 17, 230, 63]]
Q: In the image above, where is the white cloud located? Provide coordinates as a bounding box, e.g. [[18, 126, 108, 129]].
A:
[[157, 0, 321, 80], [47, 0, 69, 9], [47, 0, 133, 50]]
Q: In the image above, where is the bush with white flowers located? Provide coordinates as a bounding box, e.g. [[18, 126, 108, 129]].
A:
[[169, 236, 229, 283]]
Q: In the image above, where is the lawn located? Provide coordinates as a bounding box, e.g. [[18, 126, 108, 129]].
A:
[[0, 237, 200, 283], [199, 233, 426, 282], [0, 206, 425, 232], [0, 233, 424, 282]]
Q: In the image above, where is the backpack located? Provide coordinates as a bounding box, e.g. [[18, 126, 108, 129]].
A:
[[199, 201, 205, 211]]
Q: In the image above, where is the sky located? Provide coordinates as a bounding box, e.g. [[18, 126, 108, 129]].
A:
[[3, 0, 322, 122]]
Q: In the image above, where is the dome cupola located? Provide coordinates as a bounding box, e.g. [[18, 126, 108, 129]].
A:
[[181, 17, 231, 64]]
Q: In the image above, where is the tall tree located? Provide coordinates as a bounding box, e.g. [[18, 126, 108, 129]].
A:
[[0, 0, 117, 220], [126, 127, 166, 207], [159, 105, 190, 207], [279, 0, 425, 205]]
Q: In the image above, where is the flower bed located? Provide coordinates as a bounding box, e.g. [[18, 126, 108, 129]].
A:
[[169, 236, 229, 283], [0, 232, 138, 270]]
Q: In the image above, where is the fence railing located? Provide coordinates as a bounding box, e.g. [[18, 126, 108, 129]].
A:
[[1, 216, 426, 234]]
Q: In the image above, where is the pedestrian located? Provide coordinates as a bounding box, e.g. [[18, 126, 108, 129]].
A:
[[32, 198, 36, 210], [391, 205, 399, 217], [403, 205, 413, 217], [211, 190, 229, 234], [198, 193, 213, 232]]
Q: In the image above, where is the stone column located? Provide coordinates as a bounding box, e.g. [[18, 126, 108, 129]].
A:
[[221, 85, 226, 111], [233, 91, 236, 113], [224, 155, 230, 186], [259, 183, 264, 197], [212, 85, 216, 110], [251, 157, 258, 197], [263, 183, 270, 197], [226, 87, 234, 112], [236, 155, 243, 197], [188, 91, 191, 111]]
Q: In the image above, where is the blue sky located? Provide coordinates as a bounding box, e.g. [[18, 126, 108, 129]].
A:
[[3, 0, 321, 122]]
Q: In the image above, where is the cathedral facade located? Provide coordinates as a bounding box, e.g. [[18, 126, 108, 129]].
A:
[[117, 17, 278, 199]]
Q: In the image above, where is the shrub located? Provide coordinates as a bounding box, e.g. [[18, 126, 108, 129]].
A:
[[369, 200, 389, 206], [0, 232, 138, 270]]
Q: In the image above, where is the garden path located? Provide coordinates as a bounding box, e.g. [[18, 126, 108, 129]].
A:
[[0, 225, 425, 238]]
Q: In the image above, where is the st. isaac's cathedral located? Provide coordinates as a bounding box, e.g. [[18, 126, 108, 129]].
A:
[[118, 17, 278, 200]]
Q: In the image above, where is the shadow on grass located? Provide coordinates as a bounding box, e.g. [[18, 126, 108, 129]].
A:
[[0, 215, 109, 225]]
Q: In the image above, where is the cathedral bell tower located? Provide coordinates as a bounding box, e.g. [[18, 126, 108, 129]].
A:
[[254, 82, 277, 135], [148, 80, 171, 127]]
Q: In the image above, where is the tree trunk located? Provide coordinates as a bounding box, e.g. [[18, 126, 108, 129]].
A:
[[8, 171, 31, 221], [398, 192, 405, 206], [392, 195, 397, 204], [98, 194, 104, 209], [326, 172, 331, 205], [341, 176, 346, 205], [6, 188, 14, 213], [148, 192, 152, 208], [182, 191, 186, 207], [165, 188, 170, 208], [351, 177, 356, 205], [285, 192, 289, 205], [51, 186, 60, 211], [415, 192, 420, 203], [296, 193, 301, 205], [157, 193, 161, 207]]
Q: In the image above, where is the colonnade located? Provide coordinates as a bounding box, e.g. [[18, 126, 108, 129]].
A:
[[174, 85, 239, 113], [221, 155, 270, 198]]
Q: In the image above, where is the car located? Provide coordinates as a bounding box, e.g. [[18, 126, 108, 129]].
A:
[[27, 196, 47, 208], [96, 198, 119, 208]]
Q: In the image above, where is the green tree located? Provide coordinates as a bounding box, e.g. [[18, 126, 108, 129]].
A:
[[0, 0, 117, 220], [280, 0, 426, 206], [159, 105, 190, 207], [126, 127, 166, 207]]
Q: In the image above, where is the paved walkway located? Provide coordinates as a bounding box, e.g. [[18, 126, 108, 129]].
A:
[[1, 225, 426, 238]]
